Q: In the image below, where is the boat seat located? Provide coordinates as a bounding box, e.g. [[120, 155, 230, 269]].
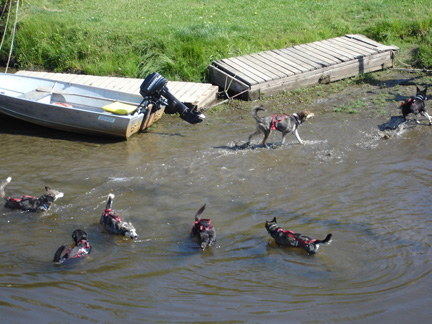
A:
[[102, 101, 138, 115], [19, 90, 51, 102]]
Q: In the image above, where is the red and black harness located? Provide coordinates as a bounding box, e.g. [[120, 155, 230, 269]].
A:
[[7, 195, 48, 211], [271, 226, 316, 248], [401, 94, 427, 114], [102, 208, 122, 223], [64, 239, 91, 260], [270, 114, 298, 130], [192, 219, 213, 233]]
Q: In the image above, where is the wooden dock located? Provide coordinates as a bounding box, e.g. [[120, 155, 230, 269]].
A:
[[208, 34, 399, 100], [15, 71, 218, 111]]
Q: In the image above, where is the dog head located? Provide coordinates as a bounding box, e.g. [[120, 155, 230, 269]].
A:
[[403, 86, 428, 115], [416, 85, 428, 100], [72, 229, 88, 245], [197, 223, 214, 250], [295, 111, 315, 124], [43, 186, 64, 203], [265, 217, 279, 233], [121, 221, 138, 240], [303, 241, 320, 254]]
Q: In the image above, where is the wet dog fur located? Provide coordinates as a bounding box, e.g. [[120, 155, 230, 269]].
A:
[[53, 229, 91, 264], [401, 86, 431, 125], [191, 204, 216, 251], [0, 177, 64, 212], [100, 193, 138, 239], [246, 105, 314, 148], [265, 217, 332, 255]]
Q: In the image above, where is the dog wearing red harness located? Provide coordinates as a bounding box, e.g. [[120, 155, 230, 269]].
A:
[[100, 193, 137, 239], [1, 176, 64, 212], [191, 204, 216, 251], [53, 229, 91, 264], [245, 105, 314, 148], [400, 86, 431, 125], [265, 217, 332, 255]]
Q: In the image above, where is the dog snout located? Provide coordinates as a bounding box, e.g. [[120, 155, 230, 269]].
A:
[[126, 231, 138, 240]]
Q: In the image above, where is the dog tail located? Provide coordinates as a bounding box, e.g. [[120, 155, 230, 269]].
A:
[[251, 105, 267, 123], [194, 203, 206, 221], [0, 177, 12, 201], [106, 193, 115, 210], [53, 245, 66, 263], [317, 234, 332, 245]]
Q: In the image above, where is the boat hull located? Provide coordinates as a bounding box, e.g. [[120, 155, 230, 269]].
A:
[[0, 73, 164, 139]]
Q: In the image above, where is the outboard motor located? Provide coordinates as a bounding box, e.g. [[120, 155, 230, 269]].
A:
[[140, 72, 205, 124]]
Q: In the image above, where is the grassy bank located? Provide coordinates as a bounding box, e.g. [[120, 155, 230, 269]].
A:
[[0, 0, 431, 82]]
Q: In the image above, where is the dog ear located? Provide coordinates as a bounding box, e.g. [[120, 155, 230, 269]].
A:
[[272, 217, 277, 222], [45, 186, 50, 191], [417, 86, 421, 93]]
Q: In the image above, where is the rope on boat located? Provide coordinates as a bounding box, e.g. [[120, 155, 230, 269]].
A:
[[200, 74, 249, 112], [0, 0, 12, 54], [5, 0, 20, 73]]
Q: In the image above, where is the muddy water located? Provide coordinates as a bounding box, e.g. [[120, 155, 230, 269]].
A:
[[0, 100, 431, 323]]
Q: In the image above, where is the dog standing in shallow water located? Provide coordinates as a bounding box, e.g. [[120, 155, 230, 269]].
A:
[[53, 229, 91, 264], [246, 105, 314, 148], [0, 177, 64, 212], [191, 204, 216, 251], [100, 194, 138, 239], [265, 217, 332, 255], [401, 86, 431, 125]]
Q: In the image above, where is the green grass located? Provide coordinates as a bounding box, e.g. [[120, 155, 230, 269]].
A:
[[1, 0, 431, 82], [333, 99, 369, 114]]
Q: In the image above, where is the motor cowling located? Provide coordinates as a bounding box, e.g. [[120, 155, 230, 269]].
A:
[[140, 72, 205, 124]]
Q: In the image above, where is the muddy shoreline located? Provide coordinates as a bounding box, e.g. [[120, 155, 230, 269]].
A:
[[1, 69, 431, 142]]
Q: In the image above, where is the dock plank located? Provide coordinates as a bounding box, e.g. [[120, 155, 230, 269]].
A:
[[253, 52, 297, 76], [224, 57, 271, 82], [216, 60, 263, 85], [328, 37, 376, 56], [238, 54, 289, 78], [264, 51, 307, 74], [235, 56, 280, 80], [15, 71, 218, 109], [272, 48, 320, 70], [209, 34, 398, 100], [320, 39, 366, 58], [293, 43, 340, 65], [307, 42, 350, 61]]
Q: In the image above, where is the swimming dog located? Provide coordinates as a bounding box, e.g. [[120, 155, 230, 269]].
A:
[[265, 217, 332, 255], [100, 194, 138, 239], [1, 177, 64, 212], [191, 204, 216, 251], [401, 86, 431, 125], [53, 229, 91, 264], [246, 105, 314, 148]]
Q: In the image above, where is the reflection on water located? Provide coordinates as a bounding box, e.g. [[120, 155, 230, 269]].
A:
[[1, 108, 431, 323]]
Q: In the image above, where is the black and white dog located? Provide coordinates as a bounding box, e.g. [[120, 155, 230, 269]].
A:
[[246, 105, 314, 148], [1, 177, 64, 212], [401, 86, 431, 125], [100, 194, 138, 239], [191, 204, 216, 251], [265, 217, 332, 255], [53, 229, 91, 264]]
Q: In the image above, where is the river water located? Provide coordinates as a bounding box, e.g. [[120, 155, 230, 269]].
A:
[[1, 93, 431, 323]]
